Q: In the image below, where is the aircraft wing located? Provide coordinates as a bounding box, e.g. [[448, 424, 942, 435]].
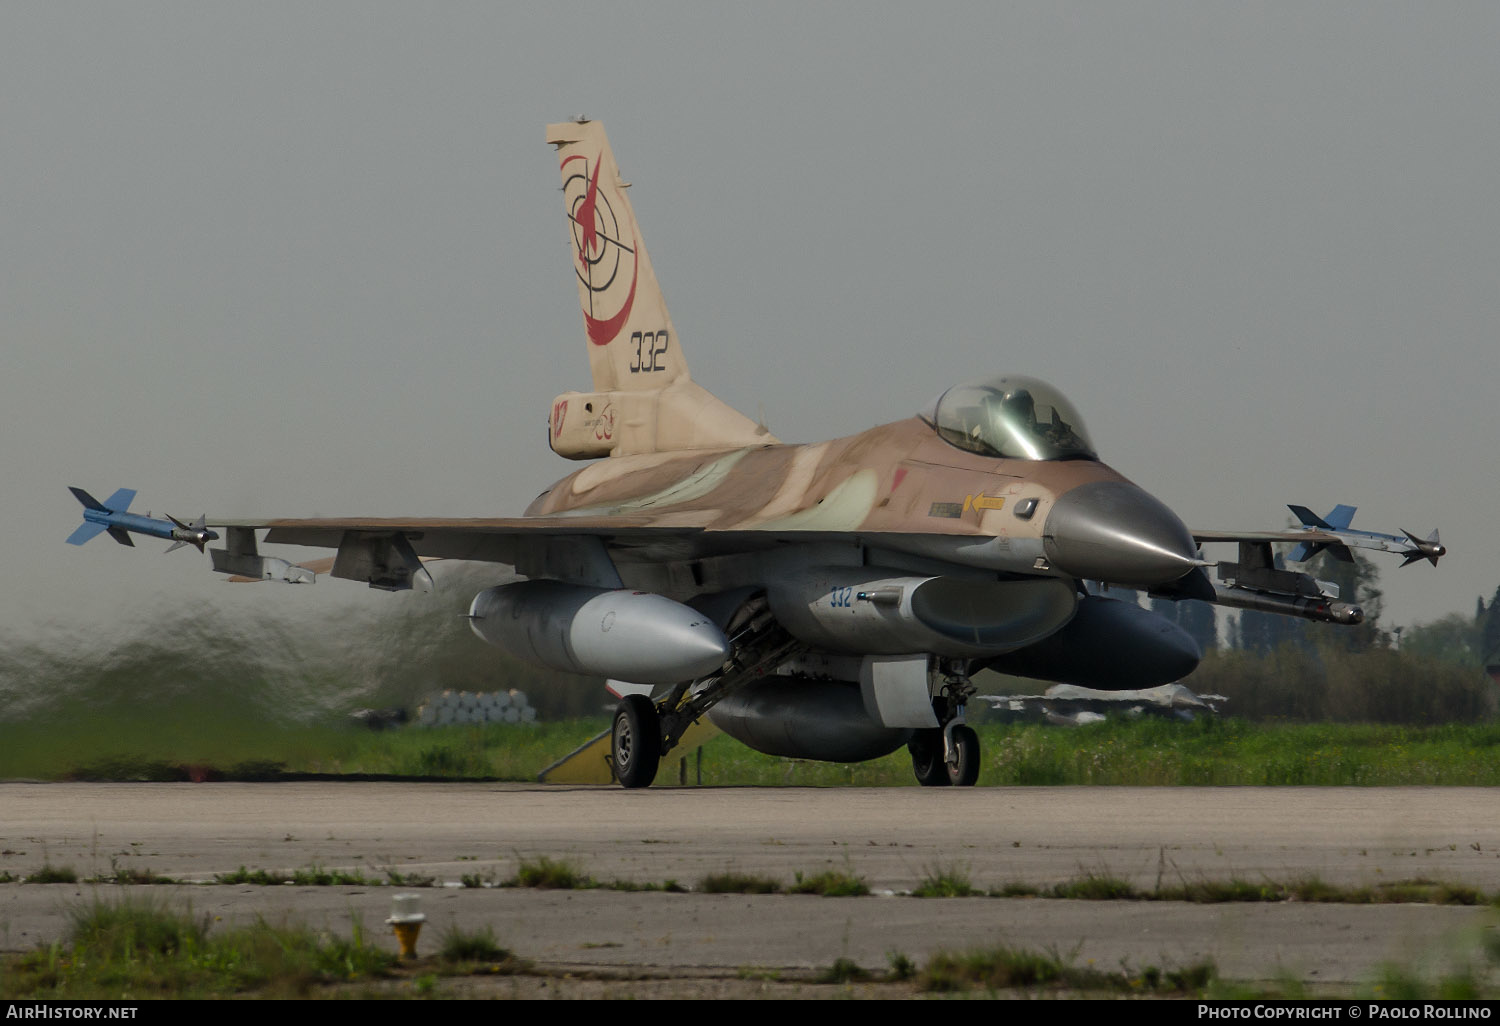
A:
[[1180, 507, 1443, 625], [1192, 505, 1444, 568], [206, 513, 955, 591], [204, 512, 716, 589], [1191, 527, 1350, 546]]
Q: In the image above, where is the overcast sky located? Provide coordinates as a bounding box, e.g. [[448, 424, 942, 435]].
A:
[[4, 2, 1497, 649]]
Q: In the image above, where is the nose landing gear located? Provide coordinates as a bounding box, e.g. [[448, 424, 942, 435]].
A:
[[908, 662, 980, 787]]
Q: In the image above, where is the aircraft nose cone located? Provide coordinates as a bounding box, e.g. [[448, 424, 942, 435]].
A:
[[1043, 481, 1201, 588]]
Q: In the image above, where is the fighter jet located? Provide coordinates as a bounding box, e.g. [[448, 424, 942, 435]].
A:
[[70, 120, 1442, 788]]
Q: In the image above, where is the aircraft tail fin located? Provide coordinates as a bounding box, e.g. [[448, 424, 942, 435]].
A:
[[547, 119, 683, 393], [545, 120, 775, 459]]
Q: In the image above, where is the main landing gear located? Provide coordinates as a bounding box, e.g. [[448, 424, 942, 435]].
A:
[[609, 596, 801, 789], [611, 694, 662, 789], [908, 662, 980, 787]]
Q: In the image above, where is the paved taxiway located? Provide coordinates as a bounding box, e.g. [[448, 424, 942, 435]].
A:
[[2, 783, 1497, 984]]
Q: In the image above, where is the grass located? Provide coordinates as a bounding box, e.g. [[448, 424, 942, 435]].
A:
[[987, 872, 1500, 906], [0, 718, 607, 784], [1048, 873, 1136, 901], [214, 864, 384, 887], [12, 716, 1500, 787], [24, 864, 78, 884], [919, 945, 1216, 995], [4, 895, 396, 998], [28, 851, 1500, 908], [5, 889, 1500, 998], [88, 860, 177, 885], [789, 868, 870, 897], [384, 869, 437, 887], [912, 862, 979, 898], [886, 951, 917, 980], [699, 871, 782, 894], [438, 924, 521, 968], [509, 856, 595, 890], [217, 866, 292, 885], [816, 957, 871, 983]]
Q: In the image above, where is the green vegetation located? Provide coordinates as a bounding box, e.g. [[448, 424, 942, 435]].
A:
[[383, 869, 437, 887], [24, 864, 78, 884], [886, 950, 917, 980], [912, 862, 979, 898], [5, 891, 1500, 998], [700, 871, 782, 894], [11, 716, 1500, 787], [919, 945, 1215, 994], [1008, 873, 1500, 906], [438, 924, 518, 967], [980, 718, 1500, 787], [0, 718, 609, 783], [88, 860, 177, 885], [509, 855, 595, 890], [816, 957, 871, 983], [193, 858, 1500, 906], [5, 896, 395, 998], [215, 865, 383, 886], [1047, 873, 1135, 901], [788, 868, 869, 897]]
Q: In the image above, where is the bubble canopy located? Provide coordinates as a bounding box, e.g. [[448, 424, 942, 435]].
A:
[[920, 375, 1098, 462]]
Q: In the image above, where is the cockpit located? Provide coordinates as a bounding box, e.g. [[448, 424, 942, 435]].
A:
[[921, 374, 1098, 461]]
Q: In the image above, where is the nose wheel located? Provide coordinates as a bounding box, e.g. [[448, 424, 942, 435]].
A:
[[909, 666, 981, 787], [909, 723, 980, 787], [945, 724, 980, 786], [611, 694, 662, 789]]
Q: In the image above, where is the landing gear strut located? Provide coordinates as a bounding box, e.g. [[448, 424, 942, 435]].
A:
[[908, 661, 980, 787], [609, 595, 804, 789]]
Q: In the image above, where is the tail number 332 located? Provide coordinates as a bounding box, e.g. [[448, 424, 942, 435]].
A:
[[630, 330, 668, 373]]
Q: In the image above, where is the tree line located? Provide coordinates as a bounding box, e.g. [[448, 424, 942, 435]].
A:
[[1147, 552, 1500, 723]]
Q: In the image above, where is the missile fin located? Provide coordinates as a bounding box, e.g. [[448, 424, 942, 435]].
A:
[[66, 521, 108, 546]]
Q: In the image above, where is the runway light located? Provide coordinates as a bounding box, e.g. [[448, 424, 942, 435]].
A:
[[386, 892, 426, 959]]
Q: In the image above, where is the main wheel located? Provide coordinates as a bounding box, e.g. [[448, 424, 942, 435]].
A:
[[908, 729, 950, 787], [611, 694, 661, 789], [946, 724, 980, 787]]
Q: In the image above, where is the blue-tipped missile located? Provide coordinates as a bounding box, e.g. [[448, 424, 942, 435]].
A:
[[1286, 504, 1445, 568], [66, 487, 219, 553]]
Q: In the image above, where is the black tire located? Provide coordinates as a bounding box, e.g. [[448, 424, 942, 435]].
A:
[[908, 729, 950, 787], [611, 695, 661, 789], [946, 724, 980, 787]]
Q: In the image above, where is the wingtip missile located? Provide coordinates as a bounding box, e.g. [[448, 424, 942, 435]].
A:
[[1285, 504, 1444, 569], [66, 487, 219, 554]]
